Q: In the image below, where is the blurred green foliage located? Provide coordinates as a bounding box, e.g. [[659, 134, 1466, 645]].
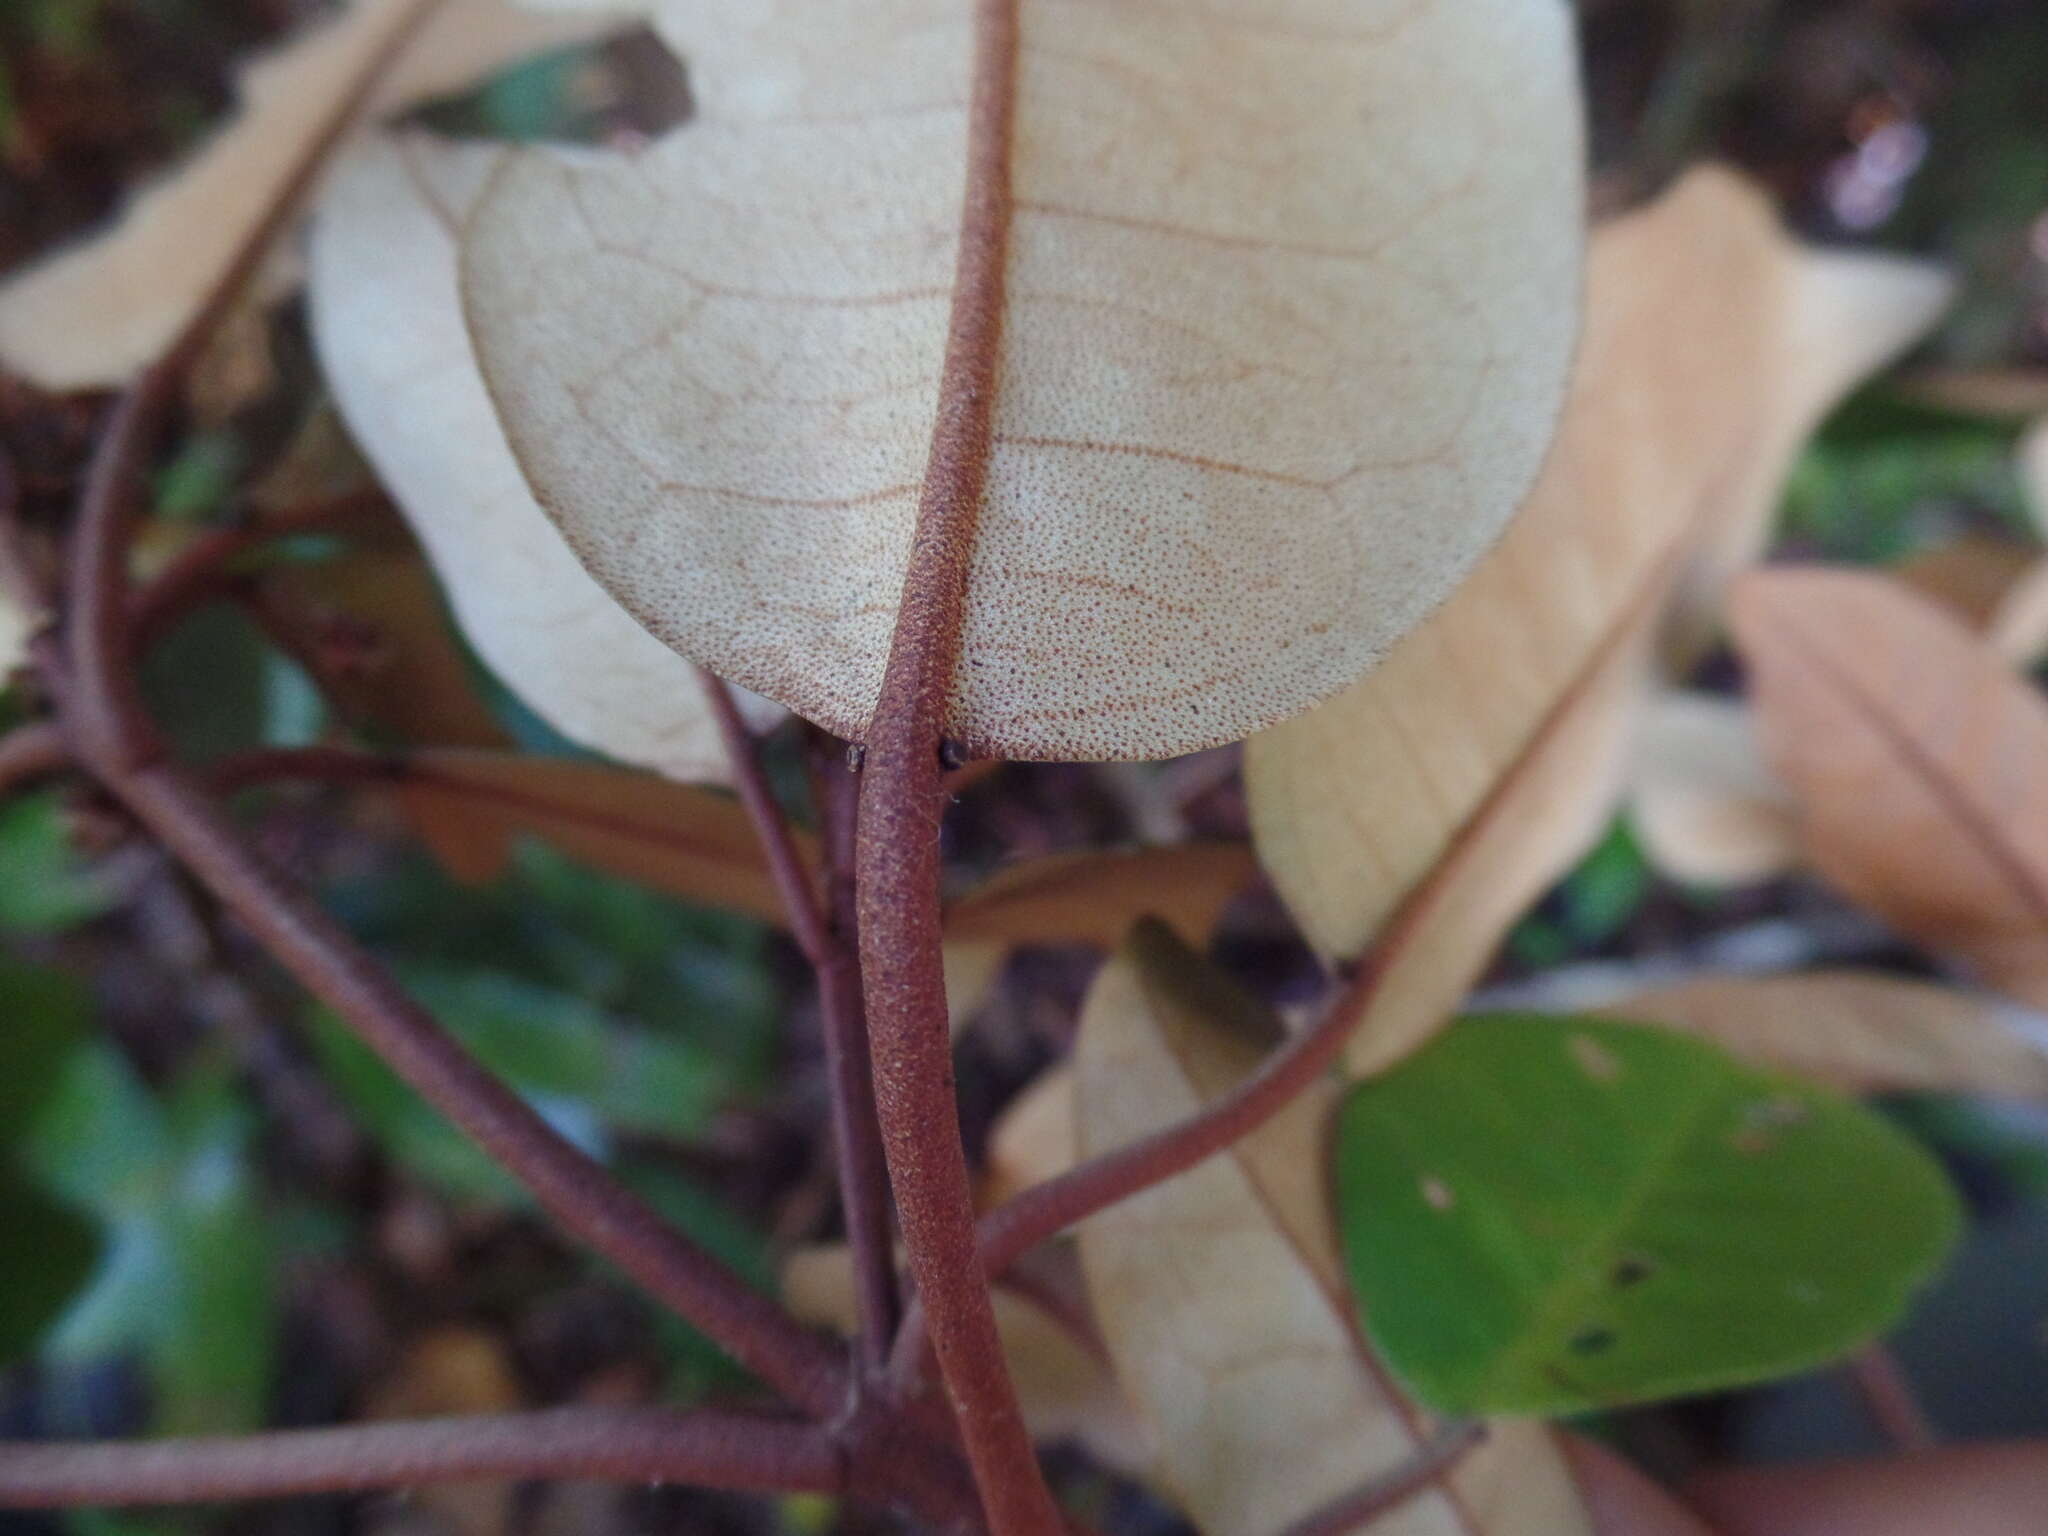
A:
[[22, 1047, 274, 1435]]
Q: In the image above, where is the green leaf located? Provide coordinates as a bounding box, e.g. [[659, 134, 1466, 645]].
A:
[[21, 1047, 276, 1434], [0, 1175, 100, 1363], [305, 965, 743, 1206], [0, 792, 118, 933], [0, 957, 91, 1132], [1333, 1013, 1964, 1417]]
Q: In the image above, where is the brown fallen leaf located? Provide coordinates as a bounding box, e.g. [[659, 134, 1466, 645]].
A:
[[462, 0, 1584, 760], [944, 844, 1257, 950], [0, 0, 624, 389], [308, 133, 754, 785], [942, 842, 1258, 1030], [1247, 169, 1949, 1074], [1894, 534, 2040, 636], [258, 546, 513, 753], [1599, 970, 2048, 1098], [1730, 568, 2048, 1009], [1895, 367, 2048, 422], [1075, 921, 1588, 1536], [387, 749, 796, 923], [781, 1243, 1151, 1474], [1627, 691, 1798, 888]]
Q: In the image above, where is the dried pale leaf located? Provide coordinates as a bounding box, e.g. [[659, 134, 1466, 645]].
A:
[[0, 0, 623, 389], [781, 1244, 1150, 1473], [983, 1063, 1074, 1208], [1730, 569, 2048, 1009], [1627, 691, 1797, 888], [462, 0, 1584, 760], [259, 546, 512, 752], [1076, 922, 1588, 1536], [310, 134, 760, 783], [1661, 246, 1956, 666], [1598, 971, 2048, 1098], [941, 939, 1008, 1035], [1246, 170, 1949, 1072], [390, 749, 794, 922], [1990, 426, 2048, 663]]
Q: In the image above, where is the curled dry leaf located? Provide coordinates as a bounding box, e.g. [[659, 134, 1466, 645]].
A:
[[1247, 169, 1950, 1074], [943, 841, 1258, 1028], [383, 749, 797, 922], [1626, 691, 1797, 888], [1730, 569, 2048, 1010], [780, 1244, 1151, 1474], [0, 0, 625, 390], [1075, 922, 1587, 1536], [310, 134, 755, 783], [461, 0, 1585, 760], [1597, 970, 2048, 1098]]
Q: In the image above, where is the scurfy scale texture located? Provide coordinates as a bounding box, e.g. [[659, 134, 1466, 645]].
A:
[[463, 0, 1584, 760]]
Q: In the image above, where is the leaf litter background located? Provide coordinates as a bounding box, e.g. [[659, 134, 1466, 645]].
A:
[[0, 0, 2046, 1533]]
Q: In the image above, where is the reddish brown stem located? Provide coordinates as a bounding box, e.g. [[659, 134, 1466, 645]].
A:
[[54, 364, 846, 1422], [698, 672, 901, 1374], [119, 759, 850, 1414], [0, 721, 70, 797], [1276, 1422, 1486, 1536], [851, 0, 1053, 1527], [0, 1408, 841, 1508], [129, 490, 386, 650], [1848, 1345, 1937, 1452], [807, 727, 904, 1371]]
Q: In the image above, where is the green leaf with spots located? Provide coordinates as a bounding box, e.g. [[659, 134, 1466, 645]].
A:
[[1333, 1013, 1963, 1418]]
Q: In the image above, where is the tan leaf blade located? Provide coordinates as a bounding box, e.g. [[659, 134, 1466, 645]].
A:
[[389, 749, 796, 923], [1626, 691, 1798, 888], [1598, 970, 2048, 1098], [1730, 568, 2048, 1008], [1075, 921, 1588, 1536], [0, 0, 622, 390], [309, 133, 753, 784], [1246, 169, 1950, 1074], [461, 0, 1585, 760]]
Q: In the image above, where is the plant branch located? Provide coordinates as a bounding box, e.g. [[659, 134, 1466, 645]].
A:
[[0, 1408, 842, 1508], [808, 726, 904, 1372], [1848, 1345, 1937, 1452], [889, 734, 1485, 1391], [699, 672, 901, 1375], [53, 377, 846, 1427], [129, 490, 386, 651], [110, 758, 851, 1417], [1275, 1422, 1487, 1536], [0, 720, 70, 797], [851, 0, 1053, 1527]]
